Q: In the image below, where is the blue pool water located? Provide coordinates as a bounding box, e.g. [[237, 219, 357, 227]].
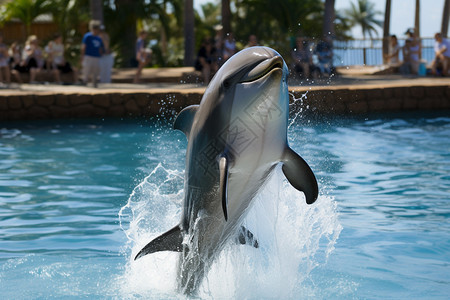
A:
[[0, 112, 449, 299]]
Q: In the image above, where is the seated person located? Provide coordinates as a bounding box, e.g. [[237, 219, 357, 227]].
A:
[[11, 35, 44, 83], [222, 33, 237, 62], [400, 39, 420, 75], [408, 32, 421, 74], [195, 38, 218, 84], [385, 35, 401, 66], [245, 34, 259, 48], [431, 32, 450, 76], [0, 33, 10, 85], [291, 36, 317, 79], [45, 33, 78, 83], [10, 42, 24, 83], [315, 37, 334, 77], [400, 39, 412, 74]]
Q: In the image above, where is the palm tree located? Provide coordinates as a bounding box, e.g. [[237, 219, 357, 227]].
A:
[[0, 0, 53, 38], [113, 0, 139, 67], [246, 0, 322, 35], [184, 0, 195, 66], [442, 0, 450, 37], [323, 0, 335, 38], [222, 0, 231, 35], [414, 0, 420, 37], [382, 0, 391, 63], [90, 0, 103, 24], [238, 0, 322, 55], [344, 0, 383, 40]]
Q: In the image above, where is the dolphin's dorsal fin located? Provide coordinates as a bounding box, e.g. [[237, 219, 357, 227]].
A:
[[282, 146, 318, 204], [219, 154, 229, 221], [173, 105, 199, 139], [134, 225, 183, 260]]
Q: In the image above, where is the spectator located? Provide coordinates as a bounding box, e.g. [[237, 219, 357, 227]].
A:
[[81, 20, 104, 87], [9, 42, 24, 83], [315, 36, 334, 77], [99, 25, 113, 83], [134, 30, 152, 83], [385, 35, 401, 66], [195, 38, 218, 84], [0, 33, 10, 85], [245, 35, 259, 48], [222, 33, 236, 62], [291, 36, 316, 79], [401, 39, 413, 74], [401, 31, 420, 75], [45, 33, 78, 84], [406, 29, 421, 74], [10, 35, 44, 84], [431, 32, 450, 76], [213, 25, 224, 66], [24, 35, 45, 83]]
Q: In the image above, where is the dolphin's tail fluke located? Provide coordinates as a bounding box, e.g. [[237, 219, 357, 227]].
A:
[[134, 225, 183, 260], [282, 146, 319, 204]]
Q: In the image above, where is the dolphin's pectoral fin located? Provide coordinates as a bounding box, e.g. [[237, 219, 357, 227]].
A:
[[236, 226, 259, 248], [173, 105, 199, 139], [219, 154, 229, 221], [134, 225, 183, 260], [282, 146, 319, 204]]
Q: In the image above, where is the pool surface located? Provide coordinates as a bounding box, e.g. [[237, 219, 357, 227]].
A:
[[0, 112, 449, 299]]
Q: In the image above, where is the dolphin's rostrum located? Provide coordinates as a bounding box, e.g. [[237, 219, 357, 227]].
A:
[[134, 46, 318, 295]]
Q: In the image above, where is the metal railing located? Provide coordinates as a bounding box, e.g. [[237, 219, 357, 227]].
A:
[[333, 37, 435, 66]]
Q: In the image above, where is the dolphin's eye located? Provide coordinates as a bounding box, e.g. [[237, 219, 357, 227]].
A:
[[223, 79, 231, 89]]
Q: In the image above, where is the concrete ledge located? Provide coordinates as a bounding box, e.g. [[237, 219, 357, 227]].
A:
[[0, 84, 449, 121]]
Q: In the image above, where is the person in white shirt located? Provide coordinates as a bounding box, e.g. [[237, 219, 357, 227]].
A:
[[431, 32, 450, 76], [99, 25, 113, 83], [385, 35, 401, 66], [46, 33, 78, 84]]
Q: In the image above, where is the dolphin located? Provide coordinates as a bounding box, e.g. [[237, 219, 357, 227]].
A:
[[134, 46, 318, 295]]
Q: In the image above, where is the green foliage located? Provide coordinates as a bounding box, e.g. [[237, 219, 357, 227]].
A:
[[0, 0, 89, 65], [136, 0, 185, 67], [231, 0, 324, 59], [344, 0, 383, 39], [195, 2, 221, 47], [48, 0, 90, 64], [0, 0, 54, 36], [334, 10, 353, 41]]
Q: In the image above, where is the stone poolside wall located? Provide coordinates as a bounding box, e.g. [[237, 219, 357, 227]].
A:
[[1, 84, 449, 121], [290, 84, 450, 116]]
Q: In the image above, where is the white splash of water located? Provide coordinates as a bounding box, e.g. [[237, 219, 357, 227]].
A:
[[288, 91, 309, 128], [117, 163, 184, 298], [117, 162, 341, 299]]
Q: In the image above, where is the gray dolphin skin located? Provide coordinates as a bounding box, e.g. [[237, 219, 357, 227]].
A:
[[134, 46, 318, 295]]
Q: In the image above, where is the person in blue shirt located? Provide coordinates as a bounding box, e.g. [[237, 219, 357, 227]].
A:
[[80, 20, 104, 87]]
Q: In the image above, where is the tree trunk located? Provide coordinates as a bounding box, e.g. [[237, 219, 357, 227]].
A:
[[323, 0, 335, 38], [222, 0, 232, 36], [414, 0, 420, 37], [184, 0, 195, 66], [114, 0, 137, 67], [90, 0, 104, 24], [442, 0, 450, 37], [382, 0, 391, 64]]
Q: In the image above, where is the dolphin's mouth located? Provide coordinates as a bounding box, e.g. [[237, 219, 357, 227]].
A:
[[241, 56, 284, 83]]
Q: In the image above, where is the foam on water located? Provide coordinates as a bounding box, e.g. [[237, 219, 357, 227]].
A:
[[118, 162, 341, 299]]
